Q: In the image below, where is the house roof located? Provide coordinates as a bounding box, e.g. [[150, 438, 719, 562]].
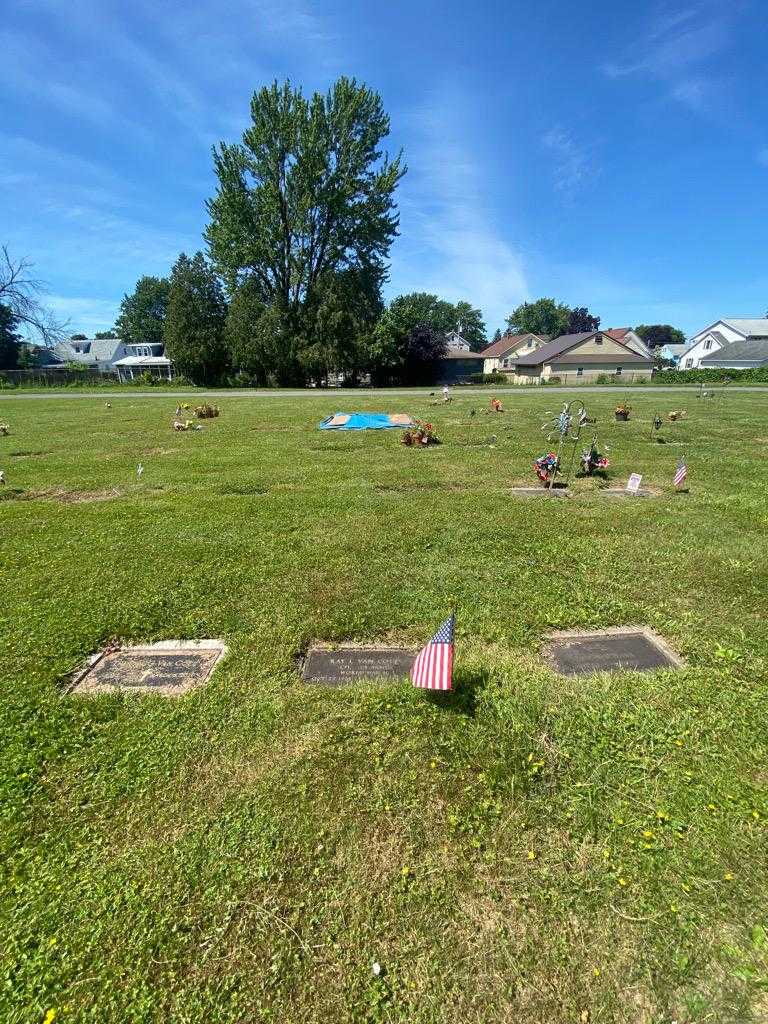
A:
[[722, 318, 768, 336], [113, 355, 171, 366], [700, 338, 768, 365], [481, 333, 549, 359], [441, 350, 486, 361], [513, 331, 652, 368], [53, 337, 123, 363], [604, 328, 630, 340]]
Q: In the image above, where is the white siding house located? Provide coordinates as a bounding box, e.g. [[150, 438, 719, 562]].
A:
[[678, 319, 768, 369]]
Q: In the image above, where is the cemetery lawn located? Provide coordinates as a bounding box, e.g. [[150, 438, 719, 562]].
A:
[[2, 390, 768, 1024]]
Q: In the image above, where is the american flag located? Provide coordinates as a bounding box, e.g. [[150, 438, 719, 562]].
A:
[[674, 458, 688, 488], [410, 613, 455, 691]]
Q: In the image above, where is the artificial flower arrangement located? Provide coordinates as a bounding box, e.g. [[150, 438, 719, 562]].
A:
[[579, 441, 610, 475], [533, 451, 560, 483], [402, 420, 441, 446], [194, 403, 220, 419], [614, 403, 632, 421]]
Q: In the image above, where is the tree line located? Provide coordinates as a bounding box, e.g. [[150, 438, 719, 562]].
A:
[[1, 77, 687, 381]]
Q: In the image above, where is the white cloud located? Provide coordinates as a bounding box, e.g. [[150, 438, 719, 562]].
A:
[[43, 295, 121, 335], [603, 1, 739, 112], [542, 127, 598, 198], [387, 97, 527, 332]]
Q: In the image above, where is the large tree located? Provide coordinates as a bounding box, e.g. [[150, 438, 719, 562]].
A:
[[164, 253, 229, 384], [454, 300, 486, 350], [506, 297, 570, 338], [369, 293, 450, 385], [0, 246, 66, 346], [634, 324, 686, 348], [567, 306, 600, 333], [0, 303, 21, 370], [115, 276, 170, 345], [205, 77, 404, 379]]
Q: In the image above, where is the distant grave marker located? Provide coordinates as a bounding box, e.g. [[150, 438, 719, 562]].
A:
[[68, 640, 228, 697], [303, 647, 416, 686], [626, 472, 643, 493], [544, 628, 682, 677]]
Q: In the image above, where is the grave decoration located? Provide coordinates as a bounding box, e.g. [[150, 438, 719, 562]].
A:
[[173, 419, 204, 432], [0, 470, 5, 485], [614, 403, 632, 422], [490, 397, 504, 413], [673, 457, 688, 490], [668, 410, 687, 422], [0, 423, 10, 435], [195, 403, 220, 419], [402, 420, 440, 446], [579, 436, 610, 476], [534, 451, 560, 483], [650, 413, 663, 440], [534, 401, 592, 487]]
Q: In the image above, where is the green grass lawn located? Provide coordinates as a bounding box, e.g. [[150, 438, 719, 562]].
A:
[[1, 391, 767, 1024]]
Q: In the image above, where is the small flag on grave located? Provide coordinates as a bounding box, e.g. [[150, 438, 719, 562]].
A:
[[673, 458, 688, 488], [411, 612, 455, 691]]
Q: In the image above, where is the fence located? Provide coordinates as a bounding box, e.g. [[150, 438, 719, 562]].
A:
[[1, 367, 119, 388]]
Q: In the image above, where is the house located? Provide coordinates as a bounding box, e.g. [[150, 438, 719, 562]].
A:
[[481, 333, 550, 374], [658, 343, 688, 365], [52, 336, 125, 372], [113, 343, 173, 381], [603, 328, 652, 359], [507, 331, 654, 384], [677, 319, 768, 369], [436, 349, 486, 383], [50, 336, 173, 380], [700, 337, 768, 369], [445, 330, 471, 352]]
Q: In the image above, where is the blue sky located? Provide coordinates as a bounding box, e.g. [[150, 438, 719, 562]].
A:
[[3, 0, 767, 338]]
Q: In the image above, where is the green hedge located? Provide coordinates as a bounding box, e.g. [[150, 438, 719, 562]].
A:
[[653, 366, 768, 384], [466, 372, 509, 385]]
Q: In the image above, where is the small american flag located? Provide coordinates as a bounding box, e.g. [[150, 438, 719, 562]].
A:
[[674, 458, 688, 488], [411, 613, 455, 691]]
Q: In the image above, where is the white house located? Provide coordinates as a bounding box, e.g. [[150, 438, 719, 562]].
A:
[[700, 338, 768, 369], [678, 319, 768, 369], [445, 330, 471, 352], [51, 337, 173, 379], [658, 343, 688, 365]]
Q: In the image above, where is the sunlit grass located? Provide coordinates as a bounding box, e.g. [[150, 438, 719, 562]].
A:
[[1, 390, 767, 1023]]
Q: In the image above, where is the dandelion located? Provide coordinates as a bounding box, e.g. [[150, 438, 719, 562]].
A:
[[527, 850, 537, 861], [642, 830, 654, 839], [670, 904, 678, 913], [707, 803, 716, 811], [43, 1012, 57, 1024], [618, 877, 628, 887], [723, 872, 734, 881], [752, 810, 760, 820], [593, 967, 601, 977], [401, 866, 410, 877]]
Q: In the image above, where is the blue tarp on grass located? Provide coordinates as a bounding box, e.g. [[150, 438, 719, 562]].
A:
[[318, 412, 413, 430]]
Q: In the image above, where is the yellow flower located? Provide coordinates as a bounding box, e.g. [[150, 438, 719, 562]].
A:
[[752, 810, 760, 820], [682, 884, 691, 893], [723, 871, 734, 881], [429, 761, 437, 770], [618, 877, 628, 886], [43, 1011, 57, 1024], [527, 850, 537, 861], [675, 740, 683, 747], [593, 967, 601, 977], [642, 830, 654, 839], [400, 866, 410, 877], [48, 937, 57, 947], [670, 903, 678, 913], [707, 803, 716, 811]]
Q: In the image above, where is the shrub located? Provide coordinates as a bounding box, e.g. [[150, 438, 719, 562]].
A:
[[653, 367, 768, 385]]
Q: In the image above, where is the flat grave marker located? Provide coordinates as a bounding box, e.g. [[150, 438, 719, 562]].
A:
[[544, 627, 683, 677], [303, 647, 416, 686], [68, 640, 228, 697]]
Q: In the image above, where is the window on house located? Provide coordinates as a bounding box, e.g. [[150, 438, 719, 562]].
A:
[[685, 358, 693, 368], [616, 367, 623, 375], [595, 336, 603, 344], [704, 338, 712, 350], [576, 367, 584, 377]]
